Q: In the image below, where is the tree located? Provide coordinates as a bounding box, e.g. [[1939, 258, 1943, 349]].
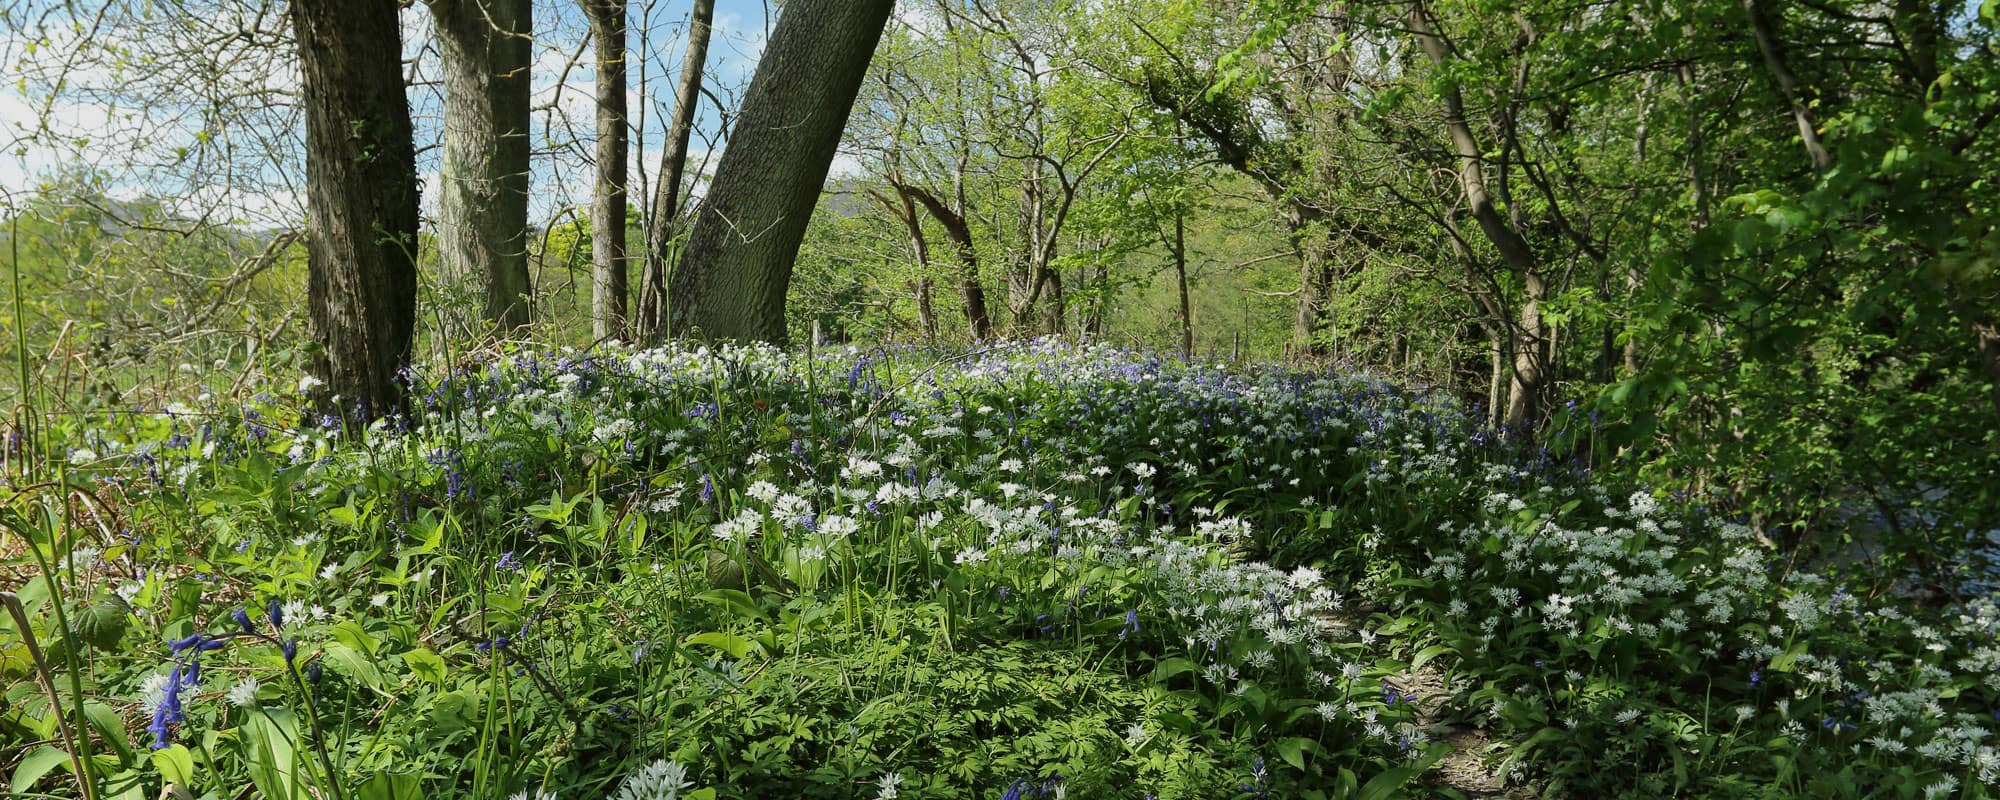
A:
[[289, 0, 420, 420], [430, 0, 534, 331], [583, 0, 629, 340], [667, 0, 896, 343], [635, 0, 716, 342], [1405, 2, 1552, 428]]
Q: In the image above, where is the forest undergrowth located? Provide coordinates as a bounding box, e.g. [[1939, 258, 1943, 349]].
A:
[[3, 340, 1997, 799]]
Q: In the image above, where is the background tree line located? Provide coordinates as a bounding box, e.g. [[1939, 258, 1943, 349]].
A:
[[4, 0, 1998, 567]]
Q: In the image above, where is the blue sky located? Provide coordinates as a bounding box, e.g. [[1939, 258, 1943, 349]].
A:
[[0, 0, 783, 227]]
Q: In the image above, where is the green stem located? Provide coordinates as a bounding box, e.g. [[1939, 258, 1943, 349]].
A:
[[8, 500, 100, 800]]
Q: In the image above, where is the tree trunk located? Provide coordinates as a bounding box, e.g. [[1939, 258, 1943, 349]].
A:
[[431, 0, 533, 331], [667, 0, 894, 344], [1043, 266, 1065, 335], [584, 0, 629, 340], [1488, 325, 1505, 429], [1741, 0, 1832, 172], [1285, 208, 1334, 357], [1008, 169, 1041, 331], [878, 187, 939, 342], [898, 183, 993, 340], [290, 0, 419, 422], [1292, 243, 1326, 356], [1410, 3, 1549, 427], [1084, 258, 1109, 336], [636, 0, 715, 341], [1505, 274, 1551, 428], [1976, 321, 2000, 427], [1172, 201, 1192, 359], [915, 277, 937, 341]]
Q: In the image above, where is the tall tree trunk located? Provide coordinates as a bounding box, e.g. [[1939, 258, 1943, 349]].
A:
[[1043, 266, 1065, 335], [290, 0, 419, 422], [876, 187, 939, 342], [1488, 324, 1505, 428], [1741, 0, 1831, 171], [1172, 201, 1192, 359], [668, 0, 894, 344], [636, 0, 715, 341], [1976, 320, 2000, 427], [1505, 275, 1551, 428], [915, 277, 938, 341], [431, 0, 533, 331], [897, 183, 993, 340], [1008, 169, 1040, 331], [1410, 2, 1549, 427], [1084, 259, 1108, 336], [1285, 208, 1334, 357], [584, 0, 629, 340], [1291, 245, 1325, 356]]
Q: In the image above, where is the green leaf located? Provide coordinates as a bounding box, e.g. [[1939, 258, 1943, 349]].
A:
[[686, 631, 754, 659], [1359, 757, 1437, 800], [330, 619, 382, 657], [240, 708, 300, 800], [1276, 736, 1317, 771], [324, 641, 387, 691], [84, 701, 135, 762], [11, 745, 71, 791], [356, 772, 425, 800], [1410, 643, 1452, 672], [1151, 657, 1199, 681], [401, 646, 447, 686], [149, 744, 196, 785], [695, 589, 766, 623]]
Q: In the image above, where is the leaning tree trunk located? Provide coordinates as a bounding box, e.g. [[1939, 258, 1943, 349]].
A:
[[668, 0, 895, 343], [290, 0, 419, 422], [898, 183, 993, 340], [1410, 3, 1549, 428], [584, 0, 629, 340], [636, 0, 716, 342], [432, 0, 533, 332]]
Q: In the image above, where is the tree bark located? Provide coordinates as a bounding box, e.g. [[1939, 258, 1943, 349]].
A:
[[636, 0, 715, 341], [1975, 320, 2000, 427], [1410, 2, 1548, 427], [1172, 200, 1193, 359], [1280, 206, 1337, 358], [290, 0, 419, 422], [668, 0, 894, 344], [1488, 324, 1505, 428], [874, 186, 939, 341], [1741, 0, 1832, 172], [431, 0, 533, 331], [915, 276, 938, 341], [897, 182, 994, 340], [584, 0, 629, 340]]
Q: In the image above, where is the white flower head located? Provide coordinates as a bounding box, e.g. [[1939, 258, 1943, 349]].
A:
[[611, 759, 694, 800], [138, 671, 174, 714], [226, 678, 260, 708], [875, 772, 903, 799]]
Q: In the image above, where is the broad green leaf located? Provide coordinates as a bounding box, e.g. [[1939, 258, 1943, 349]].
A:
[[149, 743, 196, 785], [11, 745, 71, 791], [685, 631, 754, 659]]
